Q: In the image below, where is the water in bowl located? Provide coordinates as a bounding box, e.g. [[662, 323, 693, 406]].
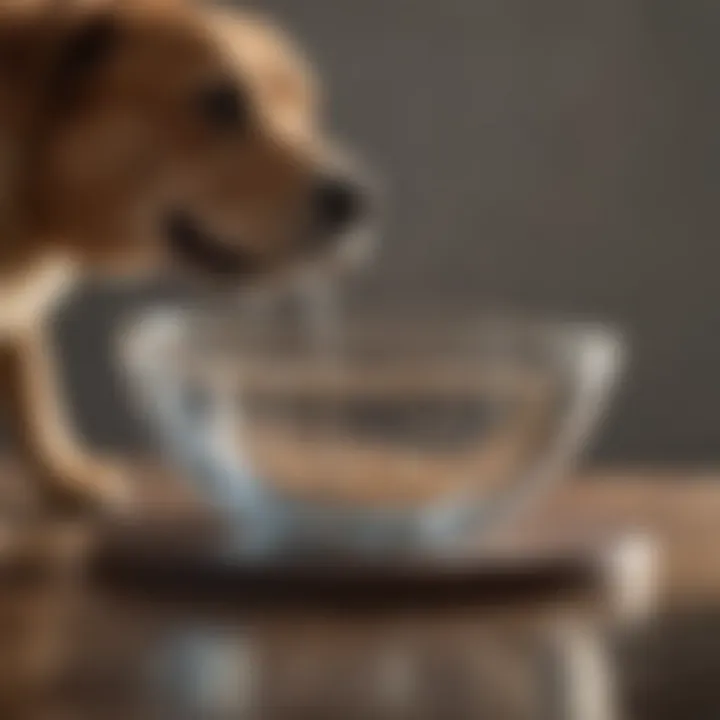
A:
[[147, 283, 556, 557], [124, 277, 619, 558]]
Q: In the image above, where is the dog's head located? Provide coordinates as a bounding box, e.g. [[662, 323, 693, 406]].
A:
[[22, 0, 371, 283]]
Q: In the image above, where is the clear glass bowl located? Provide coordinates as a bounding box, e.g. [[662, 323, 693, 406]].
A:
[[120, 301, 624, 559]]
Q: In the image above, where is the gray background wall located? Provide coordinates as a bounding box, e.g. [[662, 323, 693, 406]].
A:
[[56, 0, 720, 463]]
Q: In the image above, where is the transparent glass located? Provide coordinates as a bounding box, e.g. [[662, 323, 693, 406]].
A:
[[120, 301, 624, 560]]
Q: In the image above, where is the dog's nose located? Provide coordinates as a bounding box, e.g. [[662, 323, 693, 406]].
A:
[[314, 177, 366, 234]]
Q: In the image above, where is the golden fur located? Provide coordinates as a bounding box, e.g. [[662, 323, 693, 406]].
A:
[[0, 0, 347, 511]]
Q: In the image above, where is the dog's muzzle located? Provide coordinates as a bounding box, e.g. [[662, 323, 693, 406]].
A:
[[165, 174, 375, 280]]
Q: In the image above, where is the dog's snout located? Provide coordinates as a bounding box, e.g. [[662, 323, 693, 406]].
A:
[[314, 177, 365, 234]]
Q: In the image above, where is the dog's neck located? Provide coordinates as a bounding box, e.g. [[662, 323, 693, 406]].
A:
[[0, 3, 63, 249], [0, 2, 94, 306]]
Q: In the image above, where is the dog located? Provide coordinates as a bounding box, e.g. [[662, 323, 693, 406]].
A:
[[0, 0, 370, 512]]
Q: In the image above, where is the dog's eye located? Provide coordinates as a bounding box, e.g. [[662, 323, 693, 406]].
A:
[[198, 83, 247, 131]]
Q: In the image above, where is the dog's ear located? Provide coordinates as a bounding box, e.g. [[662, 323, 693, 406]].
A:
[[48, 13, 119, 111]]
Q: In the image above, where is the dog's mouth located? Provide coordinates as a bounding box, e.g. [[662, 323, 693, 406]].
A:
[[165, 210, 265, 280], [164, 204, 374, 286]]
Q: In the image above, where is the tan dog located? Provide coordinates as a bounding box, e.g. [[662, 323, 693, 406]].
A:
[[0, 0, 368, 512]]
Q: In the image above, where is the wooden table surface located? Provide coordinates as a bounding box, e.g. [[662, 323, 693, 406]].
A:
[[0, 461, 717, 601], [0, 464, 716, 718], [0, 462, 716, 607], [517, 468, 720, 607]]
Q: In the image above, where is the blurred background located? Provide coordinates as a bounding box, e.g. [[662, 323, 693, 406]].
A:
[[1, 2, 715, 719], [55, 0, 720, 464]]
